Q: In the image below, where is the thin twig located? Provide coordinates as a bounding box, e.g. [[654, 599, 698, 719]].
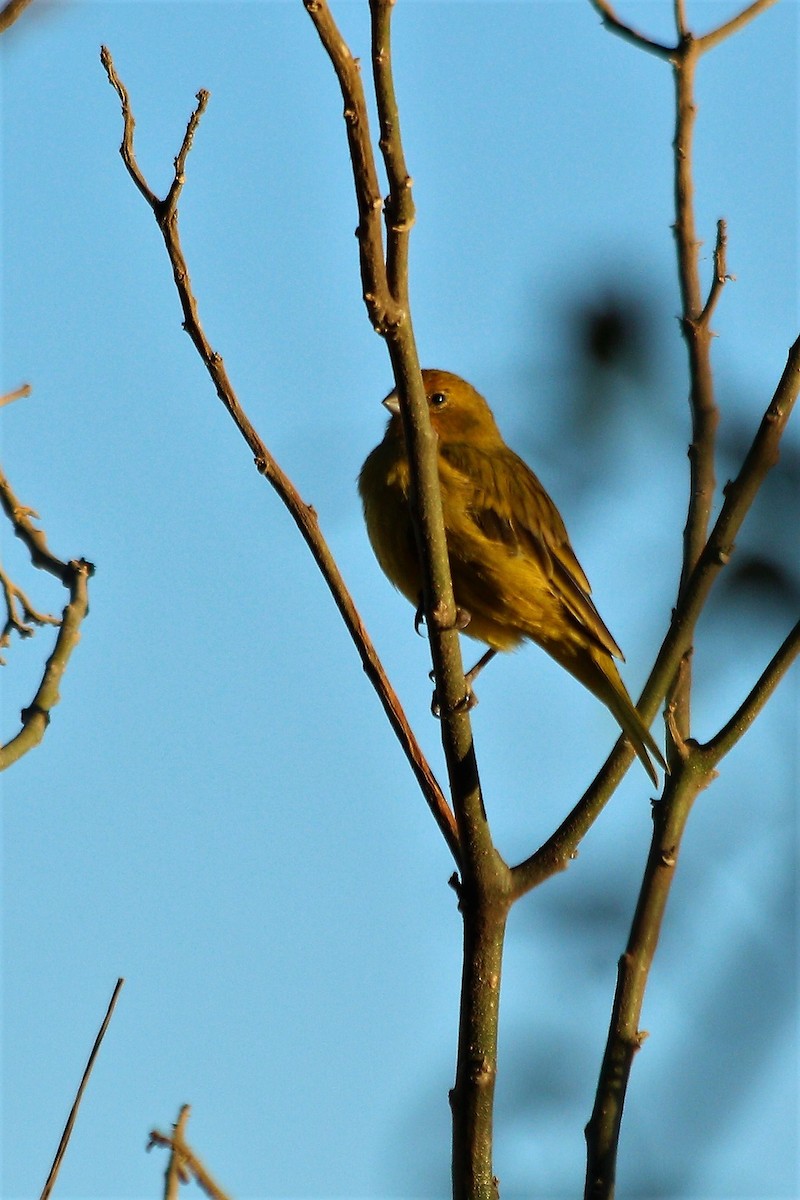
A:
[[39, 979, 124, 1200], [696, 0, 778, 54], [100, 45, 459, 861], [586, 0, 673, 58], [699, 218, 732, 325], [703, 617, 800, 763], [0, 561, 60, 654]]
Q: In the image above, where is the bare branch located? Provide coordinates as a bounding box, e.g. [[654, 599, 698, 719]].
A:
[[580, 328, 800, 1197], [587, 0, 674, 58], [673, 0, 688, 38], [0, 463, 75, 585], [699, 218, 732, 325], [696, 0, 778, 54], [703, 618, 800, 763], [666, 33, 721, 766], [100, 46, 160, 209], [511, 737, 643, 897], [533, 326, 798, 882], [520, 0, 797, 890], [0, 561, 60, 659], [39, 979, 124, 1200], [0, 382, 31, 408], [149, 1107, 232, 1200], [305, 9, 509, 1194], [100, 46, 459, 861], [0, 0, 34, 34], [301, 4, 399, 332], [591, 0, 776, 58], [0, 466, 93, 769], [370, 0, 414, 304], [584, 760, 709, 1199], [304, 5, 486, 863]]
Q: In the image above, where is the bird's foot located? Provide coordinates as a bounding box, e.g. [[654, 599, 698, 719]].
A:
[[464, 647, 497, 688], [415, 600, 472, 637], [430, 671, 479, 718]]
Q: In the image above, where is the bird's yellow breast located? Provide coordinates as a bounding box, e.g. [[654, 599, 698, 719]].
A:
[[359, 435, 536, 651], [358, 438, 422, 608]]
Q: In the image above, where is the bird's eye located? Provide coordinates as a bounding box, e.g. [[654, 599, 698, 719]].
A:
[[430, 392, 447, 406]]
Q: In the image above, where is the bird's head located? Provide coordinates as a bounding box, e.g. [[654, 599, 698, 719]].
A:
[[382, 369, 503, 445]]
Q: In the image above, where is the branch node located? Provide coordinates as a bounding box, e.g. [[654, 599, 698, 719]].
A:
[[21, 702, 50, 726]]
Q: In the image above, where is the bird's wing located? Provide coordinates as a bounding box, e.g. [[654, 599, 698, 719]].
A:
[[440, 442, 624, 660]]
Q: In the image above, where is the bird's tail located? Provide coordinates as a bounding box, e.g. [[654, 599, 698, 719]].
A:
[[599, 661, 666, 787], [553, 642, 666, 786]]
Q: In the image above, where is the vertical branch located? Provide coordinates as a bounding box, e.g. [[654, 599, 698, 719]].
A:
[[584, 770, 706, 1198], [583, 3, 787, 1197], [369, 0, 414, 302], [305, 7, 512, 1198], [672, 40, 719, 607], [584, 331, 800, 1200], [368, 11, 514, 1197], [301, 1, 397, 333]]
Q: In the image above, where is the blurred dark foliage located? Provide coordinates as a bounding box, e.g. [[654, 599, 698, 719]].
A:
[[511, 278, 669, 497], [520, 274, 799, 621], [572, 290, 653, 378], [712, 418, 800, 617]]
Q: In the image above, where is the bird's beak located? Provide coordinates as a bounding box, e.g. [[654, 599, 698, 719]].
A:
[[382, 391, 401, 415]]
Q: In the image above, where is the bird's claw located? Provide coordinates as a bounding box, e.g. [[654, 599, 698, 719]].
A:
[[430, 677, 479, 718], [416, 602, 471, 636]]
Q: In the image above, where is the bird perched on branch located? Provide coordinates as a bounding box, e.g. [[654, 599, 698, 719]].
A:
[[358, 368, 665, 785]]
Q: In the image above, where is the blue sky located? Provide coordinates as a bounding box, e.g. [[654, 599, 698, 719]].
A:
[[2, 2, 798, 1198]]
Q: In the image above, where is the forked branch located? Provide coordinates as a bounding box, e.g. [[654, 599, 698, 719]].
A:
[[149, 1107, 232, 1200], [583, 2, 794, 1195]]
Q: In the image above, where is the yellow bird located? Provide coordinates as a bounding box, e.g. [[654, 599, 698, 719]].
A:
[[358, 368, 665, 785]]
